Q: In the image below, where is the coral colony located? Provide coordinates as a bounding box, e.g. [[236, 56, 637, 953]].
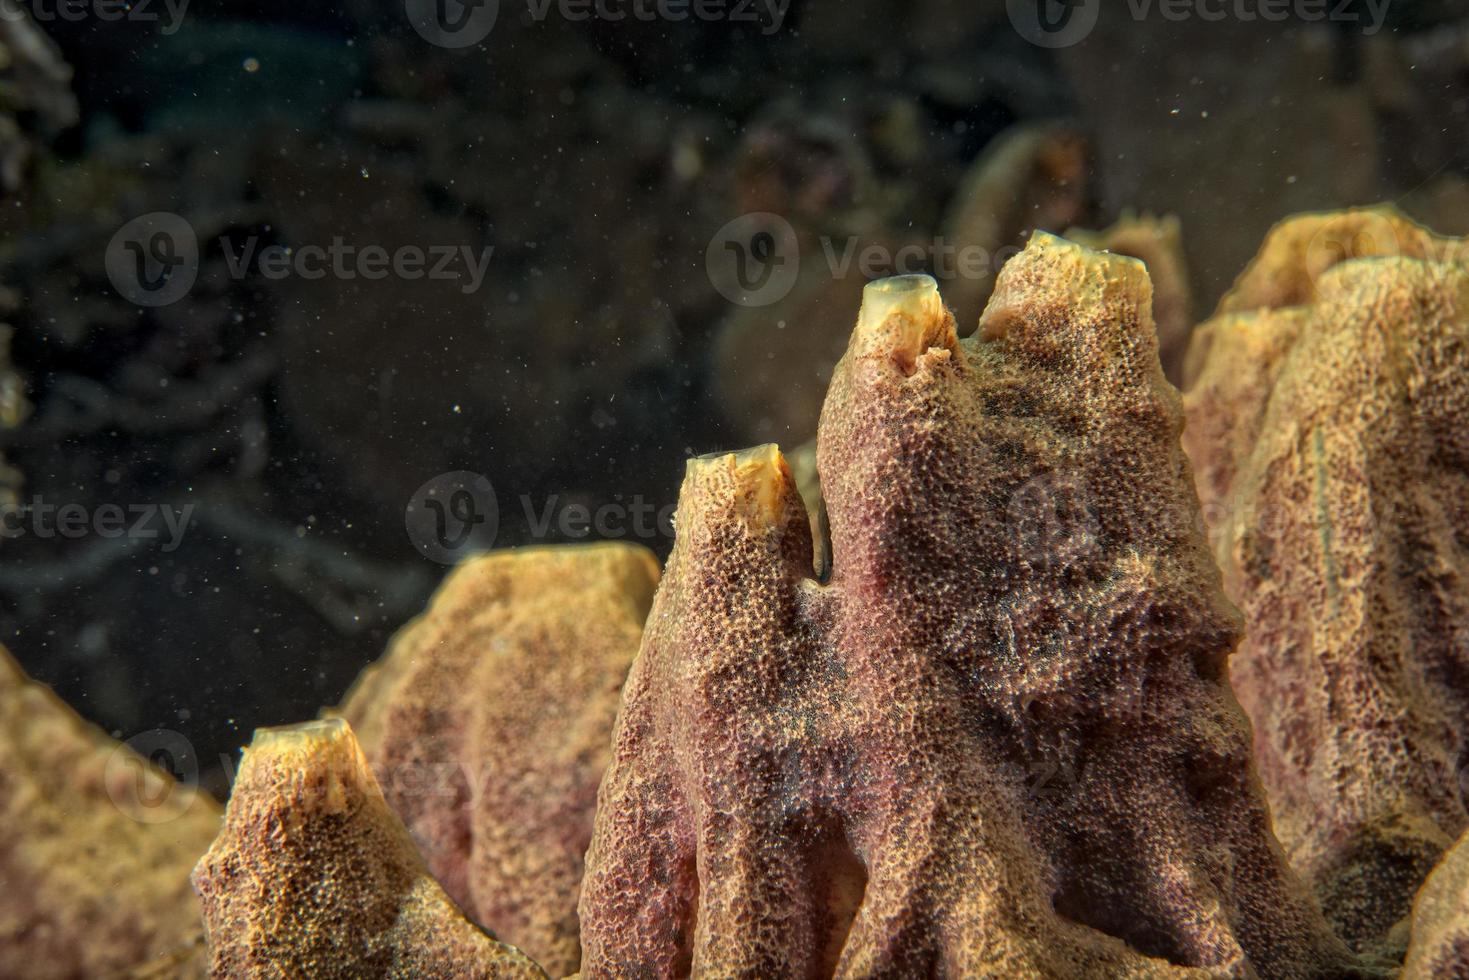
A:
[[5, 210, 1468, 978]]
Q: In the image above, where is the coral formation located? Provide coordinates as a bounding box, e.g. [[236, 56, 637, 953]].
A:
[[1066, 213, 1193, 383], [191, 717, 546, 979], [579, 248, 1363, 977], [1182, 207, 1469, 950], [0, 643, 219, 979], [1403, 830, 1469, 978], [338, 543, 660, 976]]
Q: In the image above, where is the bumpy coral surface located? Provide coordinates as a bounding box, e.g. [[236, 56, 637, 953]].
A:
[[338, 543, 659, 976], [0, 643, 219, 979], [1067, 213, 1193, 383], [579, 244, 1364, 977], [191, 717, 546, 979], [1403, 829, 1469, 978], [1183, 208, 1469, 949]]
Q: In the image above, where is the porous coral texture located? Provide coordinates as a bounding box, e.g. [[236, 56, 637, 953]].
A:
[[579, 243, 1366, 978], [1066, 212, 1193, 383], [1182, 207, 1469, 950], [0, 643, 219, 979], [339, 543, 659, 976], [191, 717, 546, 979]]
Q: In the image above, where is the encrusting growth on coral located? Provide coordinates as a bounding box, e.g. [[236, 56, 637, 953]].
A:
[[191, 717, 546, 979], [0, 643, 219, 979], [578, 243, 1366, 977], [337, 543, 660, 976], [1182, 207, 1469, 952]]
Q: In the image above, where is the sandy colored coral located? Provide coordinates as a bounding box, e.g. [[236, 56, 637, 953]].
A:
[[191, 717, 546, 979], [580, 246, 1365, 977], [337, 543, 659, 976], [1067, 212, 1193, 383], [0, 643, 219, 979], [1403, 829, 1469, 978], [1182, 207, 1469, 951]]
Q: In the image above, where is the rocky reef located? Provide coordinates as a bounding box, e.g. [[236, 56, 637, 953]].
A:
[[1182, 207, 1469, 954]]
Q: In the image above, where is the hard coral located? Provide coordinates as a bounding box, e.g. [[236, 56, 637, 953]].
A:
[[580, 243, 1363, 977], [191, 717, 545, 979], [338, 543, 659, 976], [1182, 207, 1469, 951], [0, 643, 219, 979]]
